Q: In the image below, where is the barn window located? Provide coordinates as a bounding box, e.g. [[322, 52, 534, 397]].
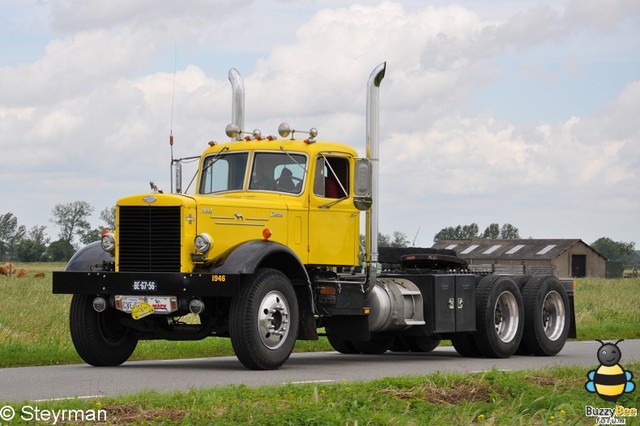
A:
[[483, 245, 502, 254], [506, 244, 525, 255], [537, 244, 557, 255], [461, 244, 479, 254], [445, 244, 458, 250]]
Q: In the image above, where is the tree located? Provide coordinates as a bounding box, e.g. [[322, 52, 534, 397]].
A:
[[16, 226, 49, 262], [499, 223, 520, 239], [483, 223, 500, 239], [360, 231, 410, 249], [100, 206, 116, 229], [435, 222, 520, 242], [50, 201, 94, 246], [46, 239, 76, 262], [461, 223, 480, 239], [390, 231, 410, 248], [433, 226, 458, 242], [591, 237, 636, 265], [433, 223, 479, 242], [80, 229, 101, 245], [0, 212, 26, 260]]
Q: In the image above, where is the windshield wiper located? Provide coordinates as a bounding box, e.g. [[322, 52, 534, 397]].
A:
[[185, 146, 230, 193], [279, 146, 308, 175]]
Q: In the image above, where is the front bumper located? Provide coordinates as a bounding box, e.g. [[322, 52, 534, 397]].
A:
[[53, 271, 241, 297]]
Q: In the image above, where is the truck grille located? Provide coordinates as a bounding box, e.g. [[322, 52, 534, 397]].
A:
[[118, 206, 181, 272]]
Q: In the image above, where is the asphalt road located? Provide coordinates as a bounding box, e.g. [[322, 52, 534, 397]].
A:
[[1, 339, 639, 402]]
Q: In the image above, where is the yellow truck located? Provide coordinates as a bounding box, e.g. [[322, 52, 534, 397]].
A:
[[53, 63, 575, 370]]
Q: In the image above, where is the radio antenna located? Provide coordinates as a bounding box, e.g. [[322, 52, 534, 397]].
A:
[[412, 226, 420, 247]]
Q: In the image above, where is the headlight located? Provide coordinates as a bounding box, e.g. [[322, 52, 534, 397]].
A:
[[100, 232, 116, 253], [194, 233, 212, 253]]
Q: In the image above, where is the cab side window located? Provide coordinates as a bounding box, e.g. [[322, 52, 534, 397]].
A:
[[314, 156, 349, 199]]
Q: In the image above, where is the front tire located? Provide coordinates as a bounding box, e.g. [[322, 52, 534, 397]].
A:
[[229, 268, 299, 370], [69, 294, 138, 366]]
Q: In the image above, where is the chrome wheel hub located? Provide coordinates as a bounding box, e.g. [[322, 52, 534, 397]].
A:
[[257, 290, 290, 350]]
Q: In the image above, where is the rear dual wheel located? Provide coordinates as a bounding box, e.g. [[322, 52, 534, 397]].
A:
[[453, 275, 524, 358], [474, 275, 524, 358], [326, 330, 394, 355], [520, 275, 570, 356]]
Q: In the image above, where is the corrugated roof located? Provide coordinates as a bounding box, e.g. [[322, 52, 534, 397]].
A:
[[431, 239, 606, 260]]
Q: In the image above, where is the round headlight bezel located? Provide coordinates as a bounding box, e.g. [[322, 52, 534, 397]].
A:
[[194, 233, 212, 253], [100, 232, 116, 253]]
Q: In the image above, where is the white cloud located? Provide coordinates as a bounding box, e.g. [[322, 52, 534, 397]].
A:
[[1, 1, 638, 246]]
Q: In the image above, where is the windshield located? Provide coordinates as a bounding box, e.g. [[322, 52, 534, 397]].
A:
[[249, 152, 307, 194], [199, 152, 248, 194]]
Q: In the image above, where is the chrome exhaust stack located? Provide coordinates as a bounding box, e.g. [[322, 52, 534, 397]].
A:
[[365, 62, 386, 293], [228, 68, 245, 141]]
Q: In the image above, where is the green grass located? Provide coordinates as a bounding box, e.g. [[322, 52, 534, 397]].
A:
[[1, 263, 639, 368], [2, 364, 639, 424], [574, 277, 640, 340]]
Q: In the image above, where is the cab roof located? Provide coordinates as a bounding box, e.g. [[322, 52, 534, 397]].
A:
[[201, 138, 359, 158]]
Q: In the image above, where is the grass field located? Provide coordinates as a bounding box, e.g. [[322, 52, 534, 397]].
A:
[[1, 265, 639, 424], [2, 363, 639, 425], [0, 264, 639, 368]]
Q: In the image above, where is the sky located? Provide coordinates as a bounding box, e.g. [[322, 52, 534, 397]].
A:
[[1, 0, 639, 248]]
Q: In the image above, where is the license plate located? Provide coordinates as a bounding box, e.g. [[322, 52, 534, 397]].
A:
[[132, 280, 158, 291], [115, 296, 177, 314]]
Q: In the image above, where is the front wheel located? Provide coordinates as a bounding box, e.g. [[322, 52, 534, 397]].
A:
[[69, 294, 138, 366], [229, 268, 299, 370]]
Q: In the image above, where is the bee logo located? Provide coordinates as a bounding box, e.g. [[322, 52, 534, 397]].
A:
[[585, 339, 635, 403]]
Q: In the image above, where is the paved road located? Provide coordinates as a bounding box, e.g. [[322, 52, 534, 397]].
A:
[[1, 339, 639, 402]]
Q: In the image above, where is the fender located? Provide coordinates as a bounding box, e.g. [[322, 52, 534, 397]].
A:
[[65, 241, 114, 272], [213, 240, 318, 340], [213, 240, 308, 283]]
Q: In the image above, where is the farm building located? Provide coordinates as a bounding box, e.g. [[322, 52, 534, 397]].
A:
[[431, 239, 607, 278]]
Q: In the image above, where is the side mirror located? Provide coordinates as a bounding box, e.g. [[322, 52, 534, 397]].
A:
[[353, 158, 372, 211]]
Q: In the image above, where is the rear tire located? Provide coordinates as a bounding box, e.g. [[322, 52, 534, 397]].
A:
[[352, 337, 394, 354], [326, 327, 359, 354], [410, 336, 441, 352], [229, 268, 299, 370], [473, 275, 524, 358], [452, 333, 482, 357], [70, 294, 138, 366], [521, 275, 570, 356]]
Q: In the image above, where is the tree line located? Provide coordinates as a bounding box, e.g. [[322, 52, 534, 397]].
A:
[[0, 202, 115, 262], [2, 206, 637, 267], [433, 222, 520, 242]]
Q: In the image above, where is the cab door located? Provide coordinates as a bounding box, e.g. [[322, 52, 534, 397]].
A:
[[308, 155, 360, 266]]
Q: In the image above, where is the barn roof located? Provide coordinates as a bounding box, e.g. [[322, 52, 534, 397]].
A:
[[431, 239, 607, 261]]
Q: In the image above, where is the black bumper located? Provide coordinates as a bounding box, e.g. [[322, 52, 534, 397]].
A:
[[53, 271, 241, 297]]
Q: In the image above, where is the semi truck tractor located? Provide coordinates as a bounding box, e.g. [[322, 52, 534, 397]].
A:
[[53, 63, 576, 370]]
